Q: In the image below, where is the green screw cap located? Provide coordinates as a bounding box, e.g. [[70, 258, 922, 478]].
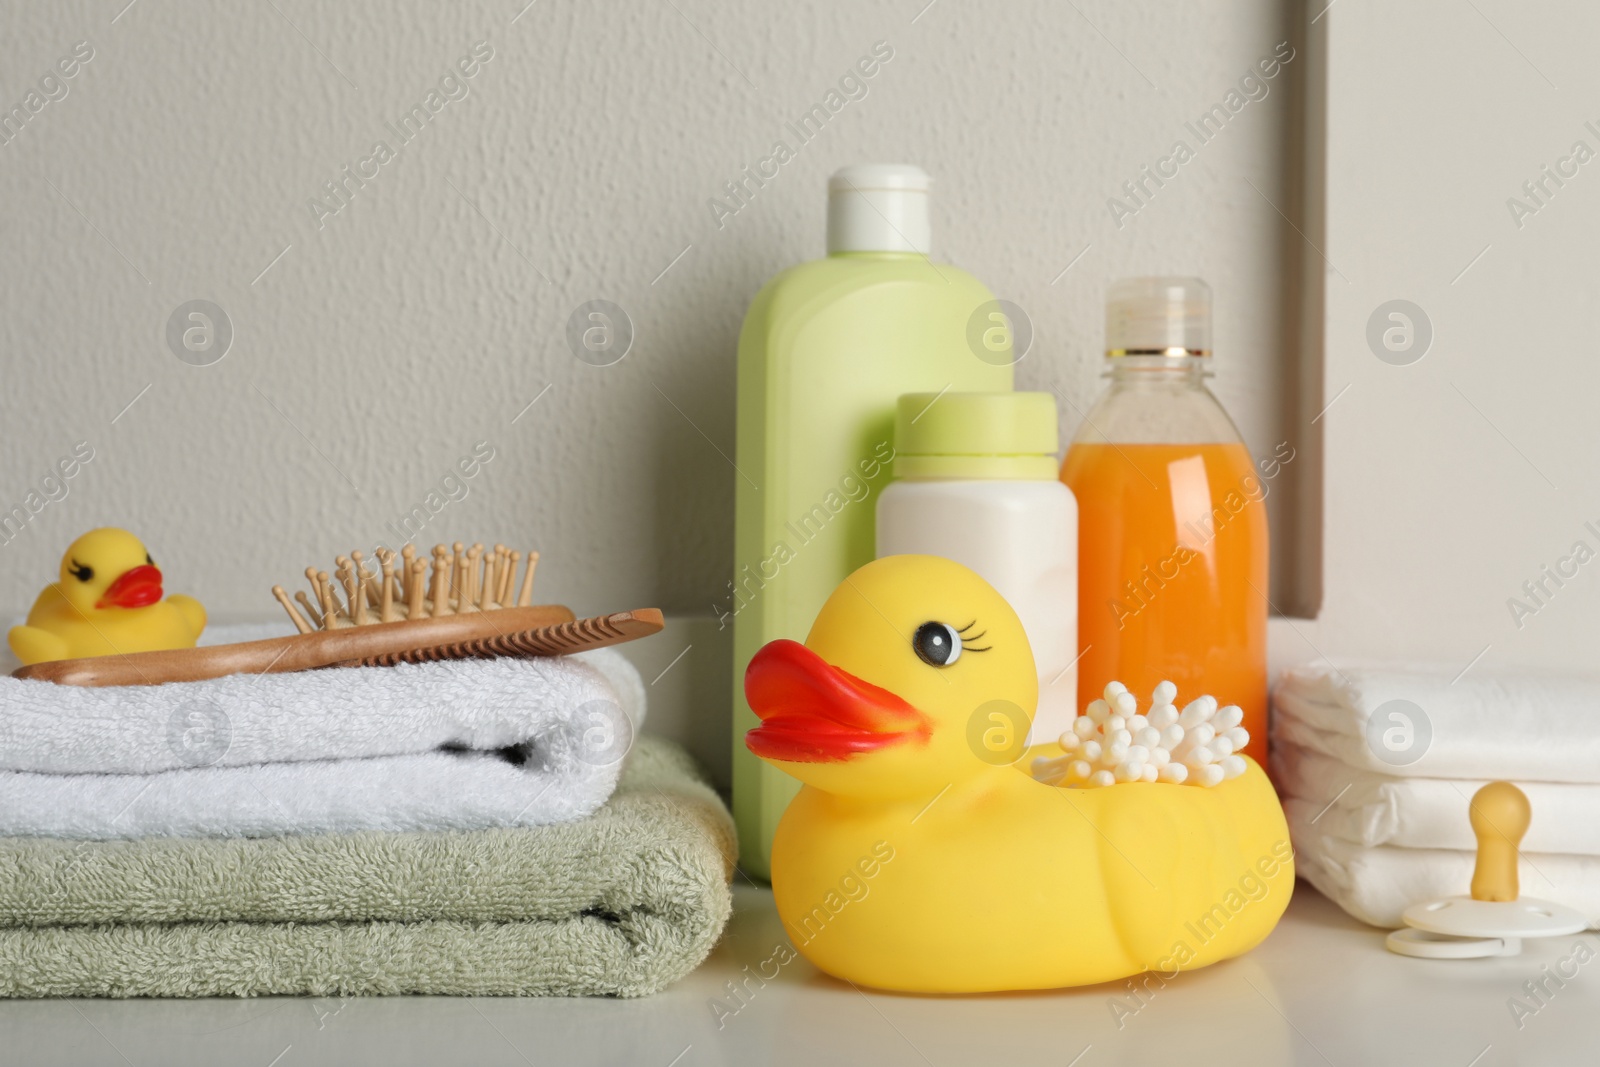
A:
[[893, 392, 1061, 480]]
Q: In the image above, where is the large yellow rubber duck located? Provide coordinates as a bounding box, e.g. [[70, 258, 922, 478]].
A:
[[8, 528, 206, 665], [744, 555, 1293, 993]]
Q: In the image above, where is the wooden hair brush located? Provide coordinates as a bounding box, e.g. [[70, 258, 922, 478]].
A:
[[13, 542, 664, 687]]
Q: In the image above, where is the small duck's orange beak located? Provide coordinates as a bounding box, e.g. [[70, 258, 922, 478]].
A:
[[745, 639, 929, 763], [97, 564, 163, 609]]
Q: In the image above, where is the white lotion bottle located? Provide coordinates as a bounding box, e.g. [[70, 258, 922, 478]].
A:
[[876, 392, 1078, 742]]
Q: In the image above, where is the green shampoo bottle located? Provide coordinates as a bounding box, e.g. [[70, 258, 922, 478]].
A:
[[731, 164, 1014, 877]]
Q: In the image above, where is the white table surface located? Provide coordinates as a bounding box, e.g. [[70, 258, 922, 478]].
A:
[[2, 881, 1595, 1067]]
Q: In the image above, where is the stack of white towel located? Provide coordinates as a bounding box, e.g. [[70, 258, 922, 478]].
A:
[[1272, 662, 1600, 928], [0, 623, 648, 840]]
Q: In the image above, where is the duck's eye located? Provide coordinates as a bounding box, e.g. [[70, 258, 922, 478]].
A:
[[145, 553, 153, 566], [68, 559, 93, 583], [912, 622, 963, 667]]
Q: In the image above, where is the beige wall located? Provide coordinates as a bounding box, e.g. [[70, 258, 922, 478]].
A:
[[1, 2, 1308, 788], [1293, 0, 1600, 679]]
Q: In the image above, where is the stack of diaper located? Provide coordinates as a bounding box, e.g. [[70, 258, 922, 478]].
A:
[[0, 628, 735, 998], [1272, 662, 1600, 928]]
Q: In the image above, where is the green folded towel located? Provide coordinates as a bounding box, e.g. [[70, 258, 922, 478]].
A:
[[0, 736, 735, 998]]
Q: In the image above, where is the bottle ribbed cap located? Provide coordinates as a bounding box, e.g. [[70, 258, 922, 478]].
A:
[[893, 392, 1059, 480], [827, 164, 932, 255], [1105, 276, 1212, 357]]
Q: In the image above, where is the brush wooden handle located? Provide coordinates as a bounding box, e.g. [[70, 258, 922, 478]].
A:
[[11, 605, 579, 688], [332, 610, 666, 668]]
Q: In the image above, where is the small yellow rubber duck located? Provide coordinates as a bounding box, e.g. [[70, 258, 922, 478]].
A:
[[745, 555, 1293, 993], [8, 528, 206, 665]]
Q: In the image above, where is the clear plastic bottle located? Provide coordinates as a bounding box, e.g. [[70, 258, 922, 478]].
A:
[[1059, 278, 1268, 762]]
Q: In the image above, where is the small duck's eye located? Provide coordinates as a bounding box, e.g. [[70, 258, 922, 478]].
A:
[[68, 559, 93, 583], [146, 553, 154, 566], [912, 622, 963, 667]]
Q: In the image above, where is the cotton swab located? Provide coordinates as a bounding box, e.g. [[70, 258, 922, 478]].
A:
[[1033, 679, 1251, 790]]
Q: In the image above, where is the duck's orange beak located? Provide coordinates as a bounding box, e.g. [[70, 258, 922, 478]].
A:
[[97, 564, 163, 609], [744, 639, 929, 763]]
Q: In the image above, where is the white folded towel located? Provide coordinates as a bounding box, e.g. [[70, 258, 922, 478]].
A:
[[0, 625, 647, 839], [1273, 742, 1600, 856], [1274, 661, 1600, 782], [1287, 798, 1600, 929]]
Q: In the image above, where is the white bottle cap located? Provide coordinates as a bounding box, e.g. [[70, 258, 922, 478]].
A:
[[1105, 276, 1212, 357], [826, 164, 931, 255]]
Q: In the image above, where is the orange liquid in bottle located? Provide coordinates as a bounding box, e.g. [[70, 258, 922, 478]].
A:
[[1061, 441, 1268, 762]]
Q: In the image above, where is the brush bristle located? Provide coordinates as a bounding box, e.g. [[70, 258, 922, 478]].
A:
[[275, 542, 541, 631]]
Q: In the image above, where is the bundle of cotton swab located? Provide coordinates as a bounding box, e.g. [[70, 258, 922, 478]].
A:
[[1031, 680, 1249, 789]]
